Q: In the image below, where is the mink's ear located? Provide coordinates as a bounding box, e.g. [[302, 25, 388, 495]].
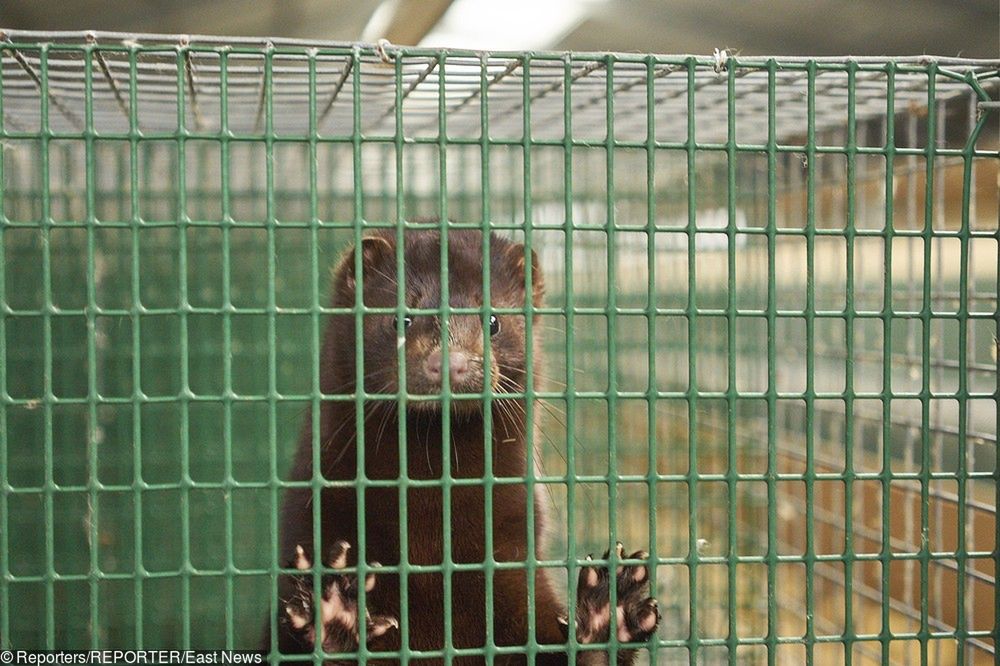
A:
[[503, 242, 545, 308], [339, 235, 394, 292]]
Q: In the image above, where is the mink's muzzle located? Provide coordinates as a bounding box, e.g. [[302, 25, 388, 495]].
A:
[[406, 344, 493, 397], [423, 349, 471, 387]]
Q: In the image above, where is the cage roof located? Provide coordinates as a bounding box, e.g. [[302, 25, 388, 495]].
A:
[[2, 30, 998, 145]]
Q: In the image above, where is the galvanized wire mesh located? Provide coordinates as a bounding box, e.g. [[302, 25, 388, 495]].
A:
[[1, 29, 998, 664]]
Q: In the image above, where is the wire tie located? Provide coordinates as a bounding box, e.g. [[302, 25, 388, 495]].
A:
[[712, 47, 730, 74], [375, 38, 394, 65]]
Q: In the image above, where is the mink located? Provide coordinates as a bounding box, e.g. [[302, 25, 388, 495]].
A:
[[267, 228, 658, 664]]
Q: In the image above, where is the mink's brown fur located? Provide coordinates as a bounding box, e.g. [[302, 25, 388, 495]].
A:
[[277, 229, 567, 663], [270, 229, 658, 664]]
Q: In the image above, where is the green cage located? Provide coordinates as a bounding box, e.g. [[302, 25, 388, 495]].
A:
[[1, 30, 998, 665]]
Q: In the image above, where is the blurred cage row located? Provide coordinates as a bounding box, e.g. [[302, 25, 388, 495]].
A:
[[1, 33, 999, 664]]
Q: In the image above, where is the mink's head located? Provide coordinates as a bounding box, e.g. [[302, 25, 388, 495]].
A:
[[329, 228, 544, 412]]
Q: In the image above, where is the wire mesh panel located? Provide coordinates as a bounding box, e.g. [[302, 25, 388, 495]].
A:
[[1, 30, 998, 664]]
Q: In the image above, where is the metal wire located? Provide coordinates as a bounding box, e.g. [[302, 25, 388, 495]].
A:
[[0, 30, 998, 665]]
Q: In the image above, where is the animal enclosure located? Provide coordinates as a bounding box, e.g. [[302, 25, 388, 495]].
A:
[[1, 31, 998, 664]]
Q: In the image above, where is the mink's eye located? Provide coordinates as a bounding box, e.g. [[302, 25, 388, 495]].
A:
[[393, 315, 413, 330], [489, 315, 500, 337]]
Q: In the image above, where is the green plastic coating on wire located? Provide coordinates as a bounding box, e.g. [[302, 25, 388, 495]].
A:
[[0, 34, 996, 666]]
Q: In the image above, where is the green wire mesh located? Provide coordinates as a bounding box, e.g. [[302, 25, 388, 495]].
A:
[[1, 30, 998, 664]]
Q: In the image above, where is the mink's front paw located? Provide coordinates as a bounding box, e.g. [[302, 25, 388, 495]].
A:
[[281, 541, 397, 659], [560, 542, 659, 665]]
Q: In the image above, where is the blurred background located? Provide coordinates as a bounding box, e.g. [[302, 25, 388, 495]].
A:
[[3, 0, 998, 56]]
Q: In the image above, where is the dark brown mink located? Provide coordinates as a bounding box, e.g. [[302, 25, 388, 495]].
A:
[[269, 228, 659, 665]]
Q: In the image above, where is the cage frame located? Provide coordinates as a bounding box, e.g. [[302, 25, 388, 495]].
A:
[[0, 29, 998, 665]]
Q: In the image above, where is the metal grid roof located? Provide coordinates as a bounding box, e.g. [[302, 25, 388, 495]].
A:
[[2, 30, 998, 145]]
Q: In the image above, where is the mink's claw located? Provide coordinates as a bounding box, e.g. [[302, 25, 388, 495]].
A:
[[281, 542, 398, 656], [569, 542, 660, 664]]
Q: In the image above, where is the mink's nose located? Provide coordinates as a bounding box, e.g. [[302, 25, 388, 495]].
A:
[[449, 352, 470, 383], [424, 350, 471, 386]]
